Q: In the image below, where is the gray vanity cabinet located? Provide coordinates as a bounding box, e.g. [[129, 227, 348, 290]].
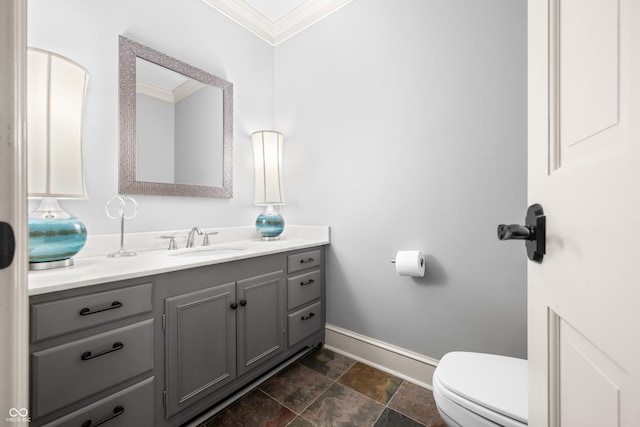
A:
[[162, 257, 286, 421], [236, 271, 285, 376], [29, 245, 326, 427], [164, 282, 237, 417], [286, 249, 324, 347], [29, 279, 156, 427]]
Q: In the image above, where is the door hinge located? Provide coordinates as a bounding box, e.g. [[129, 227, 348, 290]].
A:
[[162, 313, 166, 331], [163, 389, 167, 407]]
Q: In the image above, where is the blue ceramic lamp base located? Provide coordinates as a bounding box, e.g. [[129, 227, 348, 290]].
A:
[[255, 204, 285, 240], [28, 197, 87, 270]]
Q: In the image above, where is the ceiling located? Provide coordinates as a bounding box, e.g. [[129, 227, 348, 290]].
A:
[[201, 0, 355, 45]]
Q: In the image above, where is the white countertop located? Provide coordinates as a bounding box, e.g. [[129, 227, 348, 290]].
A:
[[29, 225, 330, 296]]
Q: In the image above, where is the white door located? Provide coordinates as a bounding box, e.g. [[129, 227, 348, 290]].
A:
[[0, 0, 29, 423], [528, 0, 640, 425]]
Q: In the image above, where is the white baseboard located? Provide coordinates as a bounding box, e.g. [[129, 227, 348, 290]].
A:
[[324, 324, 439, 390]]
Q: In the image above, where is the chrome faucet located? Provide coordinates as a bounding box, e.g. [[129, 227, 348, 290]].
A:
[[160, 234, 177, 250], [186, 227, 203, 248], [203, 231, 219, 246]]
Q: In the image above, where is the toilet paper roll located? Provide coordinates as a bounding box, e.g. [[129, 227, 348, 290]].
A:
[[395, 250, 425, 277]]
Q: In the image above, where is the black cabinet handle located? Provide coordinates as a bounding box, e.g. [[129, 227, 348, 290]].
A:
[[81, 342, 124, 361], [230, 302, 238, 310], [300, 258, 315, 264], [301, 312, 315, 321], [300, 279, 315, 286], [81, 405, 125, 427], [79, 301, 123, 316], [239, 299, 247, 307]]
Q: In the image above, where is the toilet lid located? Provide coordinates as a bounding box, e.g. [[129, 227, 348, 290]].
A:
[[434, 352, 527, 424]]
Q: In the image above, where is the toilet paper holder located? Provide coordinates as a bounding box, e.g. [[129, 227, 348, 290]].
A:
[[390, 258, 424, 267]]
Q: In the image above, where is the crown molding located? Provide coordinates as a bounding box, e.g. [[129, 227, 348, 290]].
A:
[[202, 0, 355, 46], [173, 79, 207, 103], [136, 79, 207, 103], [202, 0, 275, 44], [274, 0, 354, 44], [137, 82, 174, 103]]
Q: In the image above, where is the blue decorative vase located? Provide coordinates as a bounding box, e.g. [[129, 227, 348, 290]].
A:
[[255, 204, 284, 240], [28, 198, 87, 270]]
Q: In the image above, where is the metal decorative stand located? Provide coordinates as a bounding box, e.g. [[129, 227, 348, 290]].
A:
[[106, 195, 138, 258]]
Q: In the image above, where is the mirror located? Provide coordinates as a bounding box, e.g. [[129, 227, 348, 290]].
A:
[[118, 36, 233, 197]]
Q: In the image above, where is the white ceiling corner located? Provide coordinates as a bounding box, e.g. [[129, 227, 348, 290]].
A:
[[201, 0, 355, 45]]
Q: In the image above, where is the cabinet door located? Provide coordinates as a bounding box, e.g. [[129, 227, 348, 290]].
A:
[[164, 282, 236, 417], [237, 271, 285, 376]]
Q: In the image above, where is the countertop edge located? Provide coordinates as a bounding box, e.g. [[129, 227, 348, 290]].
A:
[[29, 237, 329, 296]]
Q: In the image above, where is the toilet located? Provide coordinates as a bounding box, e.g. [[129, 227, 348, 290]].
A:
[[432, 352, 528, 427]]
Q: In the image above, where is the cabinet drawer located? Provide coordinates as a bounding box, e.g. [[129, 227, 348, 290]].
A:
[[287, 270, 321, 310], [32, 319, 154, 418], [288, 250, 321, 274], [41, 377, 155, 427], [288, 301, 322, 347], [31, 283, 153, 342]]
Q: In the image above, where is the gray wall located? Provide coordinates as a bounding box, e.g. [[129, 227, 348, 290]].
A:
[[29, 0, 527, 360], [175, 87, 224, 187], [136, 94, 175, 183], [275, 0, 528, 359]]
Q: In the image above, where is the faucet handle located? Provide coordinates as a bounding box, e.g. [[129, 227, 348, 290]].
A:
[[203, 231, 219, 246], [160, 235, 177, 250]]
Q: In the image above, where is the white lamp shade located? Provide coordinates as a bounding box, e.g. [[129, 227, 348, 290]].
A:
[[251, 130, 285, 205], [27, 48, 88, 198]]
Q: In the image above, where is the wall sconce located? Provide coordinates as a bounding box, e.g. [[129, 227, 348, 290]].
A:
[[251, 130, 285, 240], [27, 48, 89, 270]]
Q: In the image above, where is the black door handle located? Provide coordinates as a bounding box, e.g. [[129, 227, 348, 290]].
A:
[[0, 222, 15, 269], [497, 224, 534, 241], [498, 204, 546, 263]]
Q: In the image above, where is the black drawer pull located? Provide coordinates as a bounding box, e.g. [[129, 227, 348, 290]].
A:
[[81, 405, 125, 427], [300, 258, 315, 264], [301, 312, 316, 321], [79, 301, 123, 316], [300, 279, 315, 286], [81, 342, 124, 361]]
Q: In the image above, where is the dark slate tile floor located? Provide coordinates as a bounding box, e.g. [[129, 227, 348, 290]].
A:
[[197, 347, 446, 427]]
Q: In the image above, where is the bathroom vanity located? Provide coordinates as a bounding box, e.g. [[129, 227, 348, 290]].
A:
[[27, 228, 328, 426]]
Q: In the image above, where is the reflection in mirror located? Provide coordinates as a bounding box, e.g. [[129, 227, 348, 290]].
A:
[[119, 36, 233, 197], [136, 58, 224, 187]]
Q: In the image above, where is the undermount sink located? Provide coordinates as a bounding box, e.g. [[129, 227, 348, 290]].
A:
[[170, 247, 247, 257]]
